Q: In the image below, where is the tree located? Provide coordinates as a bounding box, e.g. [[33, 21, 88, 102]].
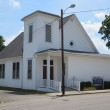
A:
[[98, 14, 110, 48], [0, 35, 5, 51]]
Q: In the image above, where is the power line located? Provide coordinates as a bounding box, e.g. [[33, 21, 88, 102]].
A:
[[25, 7, 110, 39], [23, 18, 58, 39], [22, 18, 59, 44], [64, 8, 110, 14], [21, 7, 110, 42], [23, 7, 110, 38]]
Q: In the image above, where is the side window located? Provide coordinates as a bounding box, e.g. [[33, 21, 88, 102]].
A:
[[13, 62, 20, 79], [0, 64, 5, 79], [45, 24, 51, 42], [29, 25, 33, 42], [28, 59, 32, 79]]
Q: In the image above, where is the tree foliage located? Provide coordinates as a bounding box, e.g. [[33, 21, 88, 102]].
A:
[[0, 35, 5, 51], [98, 14, 110, 48]]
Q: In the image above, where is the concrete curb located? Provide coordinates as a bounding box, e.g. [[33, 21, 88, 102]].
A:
[[47, 90, 110, 97], [62, 91, 110, 96]]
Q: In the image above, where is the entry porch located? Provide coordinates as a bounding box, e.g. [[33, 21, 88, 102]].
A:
[[35, 49, 80, 92]]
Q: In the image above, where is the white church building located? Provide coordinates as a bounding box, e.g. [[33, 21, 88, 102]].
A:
[[0, 10, 110, 92]]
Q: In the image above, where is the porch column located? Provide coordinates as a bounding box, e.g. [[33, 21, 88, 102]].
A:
[[47, 56, 50, 88]]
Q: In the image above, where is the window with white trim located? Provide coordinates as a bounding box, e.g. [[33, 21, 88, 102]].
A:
[[13, 62, 20, 79], [0, 64, 5, 79], [29, 25, 33, 42], [28, 59, 32, 79], [45, 24, 51, 42], [43, 60, 54, 80]]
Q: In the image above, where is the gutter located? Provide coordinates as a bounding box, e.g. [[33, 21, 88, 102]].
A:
[[0, 56, 22, 62]]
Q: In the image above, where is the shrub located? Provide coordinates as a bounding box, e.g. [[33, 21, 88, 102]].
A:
[[86, 81, 92, 87], [80, 82, 86, 90], [80, 81, 92, 91], [104, 81, 110, 89]]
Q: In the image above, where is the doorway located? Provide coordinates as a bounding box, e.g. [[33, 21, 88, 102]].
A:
[[43, 60, 54, 80]]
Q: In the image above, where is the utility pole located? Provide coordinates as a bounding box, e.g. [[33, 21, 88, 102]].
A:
[[61, 9, 65, 96], [61, 4, 75, 96]]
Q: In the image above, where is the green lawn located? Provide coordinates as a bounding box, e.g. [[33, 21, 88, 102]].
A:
[[0, 86, 47, 95], [82, 87, 96, 91]]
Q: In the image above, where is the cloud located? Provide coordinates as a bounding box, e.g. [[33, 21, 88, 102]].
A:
[[94, 12, 108, 19], [91, 36, 110, 54], [81, 21, 101, 36], [5, 27, 24, 46], [81, 21, 110, 54], [9, 0, 20, 8]]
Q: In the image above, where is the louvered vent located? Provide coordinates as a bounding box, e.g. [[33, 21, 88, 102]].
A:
[[45, 24, 51, 42], [29, 25, 33, 42]]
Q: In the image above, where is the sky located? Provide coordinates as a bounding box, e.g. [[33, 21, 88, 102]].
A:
[[0, 0, 110, 54]]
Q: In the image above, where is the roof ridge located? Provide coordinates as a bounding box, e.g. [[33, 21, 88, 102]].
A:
[[21, 10, 60, 21]]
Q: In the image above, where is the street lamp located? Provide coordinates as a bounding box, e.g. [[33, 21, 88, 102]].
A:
[[61, 4, 75, 96]]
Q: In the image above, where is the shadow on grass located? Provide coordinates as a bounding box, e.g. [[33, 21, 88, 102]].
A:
[[0, 86, 47, 95]]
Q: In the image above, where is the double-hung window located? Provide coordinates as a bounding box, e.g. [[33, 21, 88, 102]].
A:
[[0, 64, 5, 79], [45, 24, 51, 42], [29, 25, 33, 42], [28, 59, 32, 79], [13, 62, 20, 79]]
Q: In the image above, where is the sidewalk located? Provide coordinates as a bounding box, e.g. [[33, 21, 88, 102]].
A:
[[47, 89, 110, 96]]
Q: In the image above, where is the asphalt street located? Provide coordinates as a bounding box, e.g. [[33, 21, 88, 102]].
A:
[[0, 90, 110, 110]]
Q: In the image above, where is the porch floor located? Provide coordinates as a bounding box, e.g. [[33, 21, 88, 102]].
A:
[[37, 87, 59, 93]]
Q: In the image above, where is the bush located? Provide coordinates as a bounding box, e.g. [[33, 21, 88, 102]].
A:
[[104, 81, 110, 89], [86, 81, 92, 87], [80, 82, 86, 90], [80, 81, 92, 91]]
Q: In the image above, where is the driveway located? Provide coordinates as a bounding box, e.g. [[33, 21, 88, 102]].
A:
[[0, 90, 110, 110]]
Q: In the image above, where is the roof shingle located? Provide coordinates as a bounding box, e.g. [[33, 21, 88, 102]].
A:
[[0, 32, 24, 59]]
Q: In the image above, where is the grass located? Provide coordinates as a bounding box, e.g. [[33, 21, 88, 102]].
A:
[[0, 101, 3, 104], [0, 98, 3, 104], [0, 86, 47, 95], [83, 87, 96, 91]]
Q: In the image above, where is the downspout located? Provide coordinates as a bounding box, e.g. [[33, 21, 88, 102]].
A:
[[21, 57, 23, 89], [21, 32, 24, 89]]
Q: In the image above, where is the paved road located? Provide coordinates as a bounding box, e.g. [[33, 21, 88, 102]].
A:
[[0, 90, 110, 110]]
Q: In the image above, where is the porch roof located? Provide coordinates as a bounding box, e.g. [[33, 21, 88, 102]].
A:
[[36, 48, 110, 59], [37, 48, 97, 54]]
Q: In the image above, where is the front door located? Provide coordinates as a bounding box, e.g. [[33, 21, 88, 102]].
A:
[[43, 60, 54, 80]]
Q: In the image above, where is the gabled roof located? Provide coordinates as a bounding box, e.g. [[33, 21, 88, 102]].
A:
[[21, 10, 60, 21], [72, 15, 99, 53], [59, 14, 99, 53], [21, 10, 73, 28], [0, 11, 99, 60], [0, 13, 73, 60], [0, 32, 23, 59]]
